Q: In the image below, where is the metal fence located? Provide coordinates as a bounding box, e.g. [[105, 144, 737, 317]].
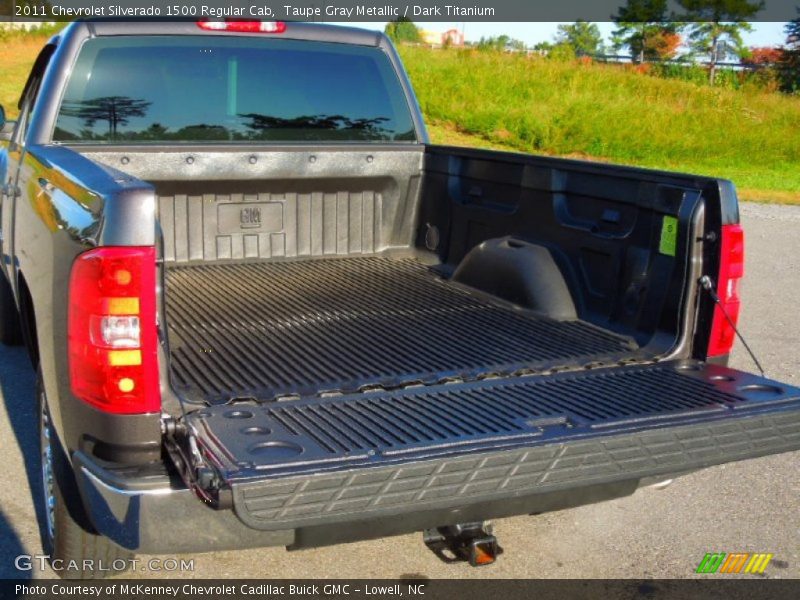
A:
[[590, 54, 777, 71]]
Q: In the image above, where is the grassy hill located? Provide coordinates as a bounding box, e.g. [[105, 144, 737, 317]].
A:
[[0, 33, 48, 120], [2, 30, 797, 203], [401, 46, 800, 203]]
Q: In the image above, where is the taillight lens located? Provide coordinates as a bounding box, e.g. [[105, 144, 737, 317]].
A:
[[707, 224, 745, 357], [196, 20, 286, 33], [68, 247, 160, 414]]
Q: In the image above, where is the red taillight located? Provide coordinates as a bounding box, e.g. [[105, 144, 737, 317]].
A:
[[196, 20, 286, 33], [707, 224, 745, 357], [68, 247, 160, 415]]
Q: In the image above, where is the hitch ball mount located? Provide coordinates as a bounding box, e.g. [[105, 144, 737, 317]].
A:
[[423, 522, 502, 567]]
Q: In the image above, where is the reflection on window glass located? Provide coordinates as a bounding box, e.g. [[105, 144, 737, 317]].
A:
[[54, 36, 417, 143]]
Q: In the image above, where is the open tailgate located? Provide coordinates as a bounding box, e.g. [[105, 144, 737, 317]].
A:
[[179, 360, 800, 531]]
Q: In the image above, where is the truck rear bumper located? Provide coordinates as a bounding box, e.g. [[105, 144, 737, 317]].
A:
[[73, 454, 295, 554], [74, 452, 652, 554]]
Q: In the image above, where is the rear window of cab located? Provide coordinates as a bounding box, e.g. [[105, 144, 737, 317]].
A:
[[54, 36, 417, 144]]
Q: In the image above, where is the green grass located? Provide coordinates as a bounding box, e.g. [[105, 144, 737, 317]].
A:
[[0, 26, 63, 119], [400, 46, 800, 203], [2, 31, 798, 202]]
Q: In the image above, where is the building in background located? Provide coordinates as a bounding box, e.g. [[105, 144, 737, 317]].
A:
[[420, 27, 465, 47], [442, 28, 465, 46]]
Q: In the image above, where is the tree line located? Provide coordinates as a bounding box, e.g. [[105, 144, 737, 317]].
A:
[[386, 1, 800, 92]]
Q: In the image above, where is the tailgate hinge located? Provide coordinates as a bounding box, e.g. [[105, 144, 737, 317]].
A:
[[161, 414, 232, 509]]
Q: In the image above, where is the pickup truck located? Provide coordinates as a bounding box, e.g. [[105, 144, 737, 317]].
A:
[[1, 20, 799, 579]]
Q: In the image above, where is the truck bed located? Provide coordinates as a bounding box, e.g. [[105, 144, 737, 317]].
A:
[[164, 255, 640, 404]]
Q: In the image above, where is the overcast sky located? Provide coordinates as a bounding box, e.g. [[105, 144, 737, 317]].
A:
[[339, 22, 789, 49]]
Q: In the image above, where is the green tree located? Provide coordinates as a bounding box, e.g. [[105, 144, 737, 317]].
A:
[[384, 18, 421, 44], [507, 38, 527, 53], [555, 21, 604, 56], [677, 0, 765, 85], [477, 35, 509, 51], [612, 0, 678, 63], [60, 96, 152, 139], [476, 35, 524, 52], [779, 10, 800, 92], [548, 44, 578, 61]]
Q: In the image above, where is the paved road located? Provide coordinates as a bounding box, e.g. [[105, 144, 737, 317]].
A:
[[1, 202, 798, 580]]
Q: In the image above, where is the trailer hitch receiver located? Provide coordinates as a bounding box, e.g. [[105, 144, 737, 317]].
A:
[[423, 522, 501, 567]]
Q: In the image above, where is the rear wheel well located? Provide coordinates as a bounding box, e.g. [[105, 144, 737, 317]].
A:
[[17, 273, 39, 368]]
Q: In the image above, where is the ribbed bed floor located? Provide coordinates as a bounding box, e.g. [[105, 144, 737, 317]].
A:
[[164, 256, 639, 403]]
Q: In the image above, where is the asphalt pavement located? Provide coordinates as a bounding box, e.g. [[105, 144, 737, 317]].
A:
[[1, 202, 798, 580]]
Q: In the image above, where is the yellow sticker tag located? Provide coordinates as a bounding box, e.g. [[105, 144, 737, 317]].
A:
[[659, 216, 678, 257]]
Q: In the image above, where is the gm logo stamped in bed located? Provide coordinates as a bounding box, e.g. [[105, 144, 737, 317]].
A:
[[240, 206, 262, 229]]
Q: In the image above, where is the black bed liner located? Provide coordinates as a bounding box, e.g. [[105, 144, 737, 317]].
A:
[[183, 361, 800, 531], [164, 256, 640, 404]]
